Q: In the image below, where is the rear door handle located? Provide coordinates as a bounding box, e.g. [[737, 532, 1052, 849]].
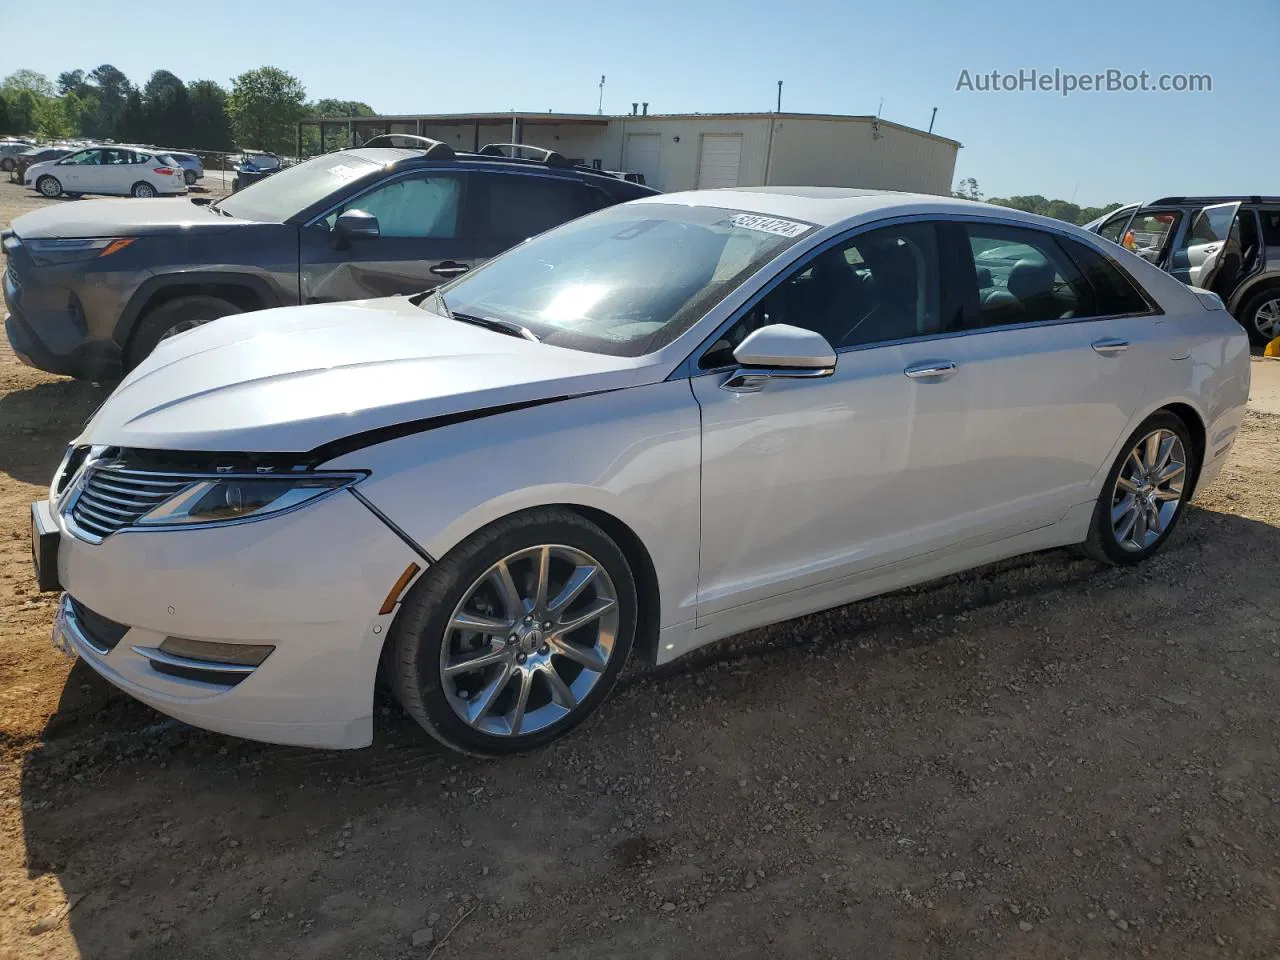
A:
[[429, 261, 470, 278], [904, 360, 958, 380], [1091, 337, 1130, 355]]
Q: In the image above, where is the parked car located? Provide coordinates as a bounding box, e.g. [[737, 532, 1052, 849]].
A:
[[166, 152, 204, 185], [30, 189, 1249, 755], [22, 146, 187, 200], [231, 150, 281, 191], [3, 138, 657, 379], [1086, 196, 1280, 344], [8, 147, 72, 183], [0, 139, 35, 172]]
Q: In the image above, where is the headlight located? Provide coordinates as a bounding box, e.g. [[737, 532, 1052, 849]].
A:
[[26, 237, 135, 266], [136, 474, 361, 527]]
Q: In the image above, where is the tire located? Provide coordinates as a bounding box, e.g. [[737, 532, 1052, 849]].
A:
[[36, 176, 62, 198], [131, 181, 157, 198], [1237, 286, 1280, 346], [387, 507, 638, 756], [1079, 411, 1197, 565], [0, 157, 14, 173], [125, 295, 242, 370], [184, 169, 197, 185]]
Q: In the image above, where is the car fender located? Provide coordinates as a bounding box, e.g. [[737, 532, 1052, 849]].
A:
[[1226, 271, 1280, 316], [115, 269, 289, 345], [321, 379, 703, 635]]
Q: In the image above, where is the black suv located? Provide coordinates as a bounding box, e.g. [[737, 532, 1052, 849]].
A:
[[3, 137, 657, 379]]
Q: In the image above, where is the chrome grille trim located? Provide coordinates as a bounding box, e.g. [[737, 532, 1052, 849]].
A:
[[66, 465, 195, 542]]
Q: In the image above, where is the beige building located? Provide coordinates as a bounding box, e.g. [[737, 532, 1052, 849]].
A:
[[301, 111, 962, 196]]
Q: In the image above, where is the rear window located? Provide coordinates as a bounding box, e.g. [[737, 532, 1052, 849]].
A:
[[1060, 236, 1153, 316], [215, 153, 380, 222]]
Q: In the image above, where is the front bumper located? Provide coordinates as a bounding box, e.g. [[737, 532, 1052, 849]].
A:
[[4, 258, 126, 379], [47, 489, 423, 749]]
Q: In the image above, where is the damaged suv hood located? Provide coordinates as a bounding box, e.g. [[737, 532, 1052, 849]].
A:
[[81, 297, 652, 454]]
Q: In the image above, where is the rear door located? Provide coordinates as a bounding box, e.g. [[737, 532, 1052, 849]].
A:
[[298, 170, 476, 303], [467, 171, 604, 263], [1182, 202, 1243, 292], [942, 220, 1156, 532]]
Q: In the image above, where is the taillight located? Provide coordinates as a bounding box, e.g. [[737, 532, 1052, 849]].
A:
[[153, 167, 176, 176]]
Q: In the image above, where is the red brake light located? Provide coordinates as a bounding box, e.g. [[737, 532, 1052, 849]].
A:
[[153, 167, 175, 175]]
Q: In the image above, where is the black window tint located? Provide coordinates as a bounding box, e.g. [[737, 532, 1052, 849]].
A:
[[482, 175, 593, 242], [1260, 210, 1280, 246], [963, 224, 1094, 327], [1059, 237, 1152, 315], [700, 222, 942, 367]]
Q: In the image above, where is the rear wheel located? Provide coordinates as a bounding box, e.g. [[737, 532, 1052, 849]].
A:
[[0, 157, 14, 173], [125, 295, 242, 370], [131, 181, 157, 198], [36, 176, 62, 198], [184, 169, 197, 185], [1080, 411, 1196, 565], [387, 508, 638, 756], [1239, 287, 1280, 346]]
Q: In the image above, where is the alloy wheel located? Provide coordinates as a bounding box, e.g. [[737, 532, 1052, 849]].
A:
[[1254, 298, 1280, 340], [1110, 428, 1187, 552], [160, 318, 213, 341], [439, 544, 620, 737]]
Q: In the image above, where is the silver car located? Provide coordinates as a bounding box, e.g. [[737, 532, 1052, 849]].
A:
[[32, 188, 1249, 756]]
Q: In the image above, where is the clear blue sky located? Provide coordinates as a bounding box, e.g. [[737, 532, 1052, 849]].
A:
[[3, 0, 1274, 206]]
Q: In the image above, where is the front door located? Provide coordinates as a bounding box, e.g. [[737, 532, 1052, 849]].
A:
[[299, 171, 475, 303], [55, 148, 104, 193], [693, 221, 972, 621]]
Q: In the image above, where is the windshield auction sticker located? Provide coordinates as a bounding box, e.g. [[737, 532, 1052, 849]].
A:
[[728, 214, 812, 238], [326, 163, 363, 182]]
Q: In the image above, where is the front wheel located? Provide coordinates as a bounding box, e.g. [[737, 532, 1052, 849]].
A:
[[387, 508, 638, 756], [1080, 412, 1197, 565], [131, 181, 157, 198], [36, 176, 62, 198], [1239, 288, 1280, 346], [125, 295, 242, 370]]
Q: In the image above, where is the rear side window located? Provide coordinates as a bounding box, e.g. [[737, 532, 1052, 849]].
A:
[[1259, 209, 1280, 246], [479, 174, 595, 243], [962, 224, 1094, 327], [1059, 237, 1153, 315]]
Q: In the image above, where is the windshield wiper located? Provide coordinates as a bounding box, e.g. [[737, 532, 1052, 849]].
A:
[[425, 292, 539, 342]]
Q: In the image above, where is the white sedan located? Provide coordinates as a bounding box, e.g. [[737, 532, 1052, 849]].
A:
[[24, 146, 187, 199], [31, 188, 1250, 755]]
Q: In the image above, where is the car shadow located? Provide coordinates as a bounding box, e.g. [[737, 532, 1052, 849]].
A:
[[0, 379, 111, 486], [15, 506, 1280, 957]]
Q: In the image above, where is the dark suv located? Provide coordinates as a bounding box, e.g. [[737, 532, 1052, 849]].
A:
[[3, 137, 657, 379], [1085, 195, 1280, 344]]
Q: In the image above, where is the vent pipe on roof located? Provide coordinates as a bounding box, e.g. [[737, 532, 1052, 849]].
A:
[[642, 102, 648, 115], [632, 102, 638, 115]]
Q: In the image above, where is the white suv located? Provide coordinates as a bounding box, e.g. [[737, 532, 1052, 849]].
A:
[[23, 146, 187, 199]]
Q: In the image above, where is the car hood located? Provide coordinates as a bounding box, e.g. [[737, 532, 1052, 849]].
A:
[[81, 297, 652, 455], [12, 196, 230, 239]]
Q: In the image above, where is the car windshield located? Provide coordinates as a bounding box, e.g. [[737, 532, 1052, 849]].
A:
[[431, 203, 815, 357], [215, 153, 380, 222]]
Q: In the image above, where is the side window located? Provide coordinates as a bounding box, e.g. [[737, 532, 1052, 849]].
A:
[[1260, 209, 1280, 246], [1059, 237, 1152, 316], [326, 174, 461, 239], [481, 175, 594, 243], [64, 150, 102, 166], [963, 224, 1094, 327], [700, 222, 943, 368], [1098, 213, 1130, 244], [1121, 212, 1180, 259]]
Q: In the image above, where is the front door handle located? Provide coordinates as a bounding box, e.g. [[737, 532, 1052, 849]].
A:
[[904, 360, 958, 380], [429, 261, 470, 278], [1091, 337, 1130, 355]]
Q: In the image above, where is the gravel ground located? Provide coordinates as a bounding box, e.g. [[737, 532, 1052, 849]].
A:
[[1, 178, 1279, 959]]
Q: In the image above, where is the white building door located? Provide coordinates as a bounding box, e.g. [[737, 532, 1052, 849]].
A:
[[625, 134, 661, 190], [697, 134, 743, 189]]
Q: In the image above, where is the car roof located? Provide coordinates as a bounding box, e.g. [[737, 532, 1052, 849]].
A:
[[629, 187, 1085, 230], [340, 146, 658, 192]]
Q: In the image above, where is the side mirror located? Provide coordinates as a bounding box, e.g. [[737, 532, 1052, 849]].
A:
[[724, 323, 836, 392], [333, 209, 380, 245]]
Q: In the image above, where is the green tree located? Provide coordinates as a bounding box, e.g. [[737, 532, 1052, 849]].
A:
[[951, 177, 983, 201], [10, 90, 37, 134], [0, 92, 10, 136], [85, 64, 133, 138], [309, 98, 376, 117], [57, 69, 91, 97], [187, 80, 234, 150], [117, 89, 147, 143], [35, 95, 72, 138], [228, 66, 307, 154], [2, 69, 55, 99], [142, 69, 189, 145]]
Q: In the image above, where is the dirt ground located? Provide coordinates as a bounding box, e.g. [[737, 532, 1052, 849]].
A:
[[1, 177, 1279, 959]]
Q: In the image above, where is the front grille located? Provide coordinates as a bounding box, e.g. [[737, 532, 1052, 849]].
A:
[[4, 263, 19, 295], [70, 465, 194, 540]]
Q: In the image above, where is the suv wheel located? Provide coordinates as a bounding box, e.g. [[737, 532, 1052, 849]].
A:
[[126, 295, 243, 370], [1239, 287, 1280, 346]]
